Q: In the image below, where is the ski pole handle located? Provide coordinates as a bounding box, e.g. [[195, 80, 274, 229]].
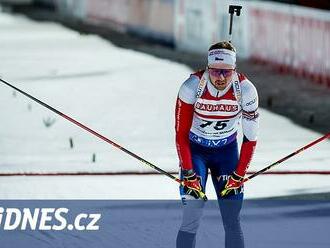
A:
[[177, 178, 208, 201]]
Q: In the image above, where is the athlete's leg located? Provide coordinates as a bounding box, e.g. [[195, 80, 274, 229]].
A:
[[219, 197, 244, 248], [177, 143, 209, 248], [210, 141, 245, 248], [176, 199, 204, 248]]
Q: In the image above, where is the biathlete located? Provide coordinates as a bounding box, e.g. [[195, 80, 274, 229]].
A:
[[175, 41, 259, 248]]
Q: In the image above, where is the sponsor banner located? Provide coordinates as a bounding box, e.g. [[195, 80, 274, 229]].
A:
[[174, 0, 215, 53], [248, 2, 293, 67], [53, 0, 330, 85], [84, 0, 130, 30], [290, 6, 330, 83], [249, 2, 330, 84], [84, 0, 174, 44], [126, 0, 174, 44], [0, 200, 329, 247]]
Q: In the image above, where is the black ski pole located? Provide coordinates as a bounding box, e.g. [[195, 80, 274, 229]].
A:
[[244, 132, 330, 183], [0, 77, 207, 201], [221, 132, 330, 197]]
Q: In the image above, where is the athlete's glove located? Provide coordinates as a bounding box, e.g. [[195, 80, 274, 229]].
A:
[[182, 169, 207, 201], [220, 172, 244, 198]]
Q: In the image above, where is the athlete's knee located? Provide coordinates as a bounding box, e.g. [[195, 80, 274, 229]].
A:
[[223, 215, 242, 232], [219, 199, 243, 230], [179, 199, 205, 233]]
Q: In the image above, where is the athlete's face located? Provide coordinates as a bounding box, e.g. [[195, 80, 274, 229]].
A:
[[208, 64, 235, 91]]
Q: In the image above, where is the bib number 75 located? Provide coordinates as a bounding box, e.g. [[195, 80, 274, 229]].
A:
[[200, 120, 229, 130]]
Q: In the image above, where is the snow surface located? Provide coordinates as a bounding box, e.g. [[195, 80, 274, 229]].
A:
[[0, 12, 330, 199]]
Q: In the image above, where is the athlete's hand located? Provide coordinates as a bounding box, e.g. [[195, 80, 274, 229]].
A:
[[182, 169, 207, 201], [220, 172, 244, 198]]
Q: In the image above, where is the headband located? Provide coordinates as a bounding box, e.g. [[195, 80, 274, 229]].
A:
[[208, 49, 236, 67]]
